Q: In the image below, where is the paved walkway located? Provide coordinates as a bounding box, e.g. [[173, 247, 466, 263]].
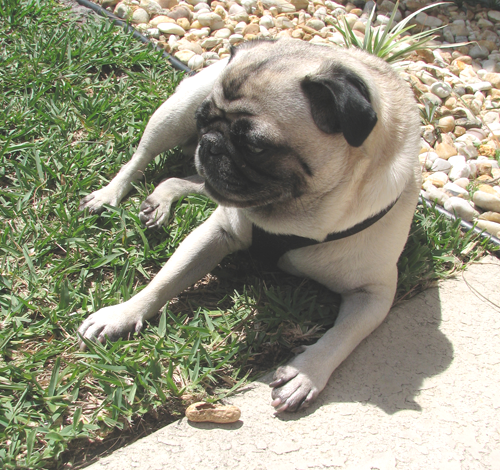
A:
[[87, 256, 500, 470]]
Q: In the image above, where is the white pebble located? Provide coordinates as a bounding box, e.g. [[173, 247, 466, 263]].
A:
[[146, 28, 160, 38], [444, 182, 469, 197], [200, 37, 222, 49], [202, 51, 219, 61], [229, 34, 244, 45], [175, 49, 196, 64], [132, 8, 150, 24], [444, 197, 477, 221], [188, 54, 205, 70], [455, 142, 478, 160], [426, 171, 449, 187], [158, 23, 186, 36], [259, 26, 272, 37], [454, 178, 470, 189], [431, 158, 452, 173], [422, 186, 449, 206], [430, 81, 452, 99], [234, 21, 247, 34], [114, 3, 132, 19], [197, 12, 225, 30], [476, 219, 500, 237], [473, 191, 500, 212], [139, 0, 162, 14], [467, 81, 492, 93], [188, 29, 209, 38], [214, 28, 232, 39], [449, 163, 470, 181], [194, 3, 210, 11], [483, 111, 500, 125], [448, 155, 467, 167], [259, 15, 274, 28]]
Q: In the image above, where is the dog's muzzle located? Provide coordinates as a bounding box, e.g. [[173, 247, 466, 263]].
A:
[[200, 132, 225, 157]]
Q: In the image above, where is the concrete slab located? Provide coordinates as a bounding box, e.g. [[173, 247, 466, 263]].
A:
[[87, 256, 500, 470]]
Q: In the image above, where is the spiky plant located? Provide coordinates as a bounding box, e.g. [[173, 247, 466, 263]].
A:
[[333, 1, 449, 63]]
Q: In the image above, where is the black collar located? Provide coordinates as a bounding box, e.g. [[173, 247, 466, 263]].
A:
[[250, 196, 400, 266]]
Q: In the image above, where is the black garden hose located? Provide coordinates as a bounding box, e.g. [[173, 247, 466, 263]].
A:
[[419, 195, 500, 252], [74, 0, 193, 74]]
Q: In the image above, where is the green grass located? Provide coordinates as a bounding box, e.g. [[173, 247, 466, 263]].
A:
[[0, 0, 497, 468]]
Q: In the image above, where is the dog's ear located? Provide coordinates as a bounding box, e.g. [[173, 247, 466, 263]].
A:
[[301, 63, 378, 147]]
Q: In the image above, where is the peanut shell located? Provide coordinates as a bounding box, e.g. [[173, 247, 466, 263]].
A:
[[185, 402, 241, 423]]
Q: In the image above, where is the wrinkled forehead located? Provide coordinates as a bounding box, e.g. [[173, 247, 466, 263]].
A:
[[211, 52, 313, 115], [220, 57, 273, 101]]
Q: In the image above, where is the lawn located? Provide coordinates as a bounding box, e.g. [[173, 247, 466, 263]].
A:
[[0, 0, 494, 468]]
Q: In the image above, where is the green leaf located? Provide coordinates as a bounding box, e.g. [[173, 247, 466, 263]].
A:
[[47, 357, 61, 398]]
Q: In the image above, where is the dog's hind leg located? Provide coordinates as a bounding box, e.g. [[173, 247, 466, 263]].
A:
[[79, 59, 229, 213], [139, 174, 206, 228], [269, 270, 397, 413]]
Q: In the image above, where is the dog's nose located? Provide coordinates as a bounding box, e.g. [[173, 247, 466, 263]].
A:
[[201, 133, 225, 156]]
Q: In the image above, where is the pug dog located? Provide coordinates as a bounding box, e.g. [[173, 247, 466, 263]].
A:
[[78, 39, 421, 413]]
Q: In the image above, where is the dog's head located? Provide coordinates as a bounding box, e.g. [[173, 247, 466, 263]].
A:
[[194, 40, 378, 208]]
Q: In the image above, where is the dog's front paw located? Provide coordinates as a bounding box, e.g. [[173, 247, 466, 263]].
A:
[[270, 361, 325, 413], [77, 305, 143, 350], [79, 188, 121, 213], [139, 196, 171, 228]]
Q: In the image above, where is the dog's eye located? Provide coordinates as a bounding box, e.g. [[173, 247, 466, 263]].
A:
[[247, 144, 265, 154]]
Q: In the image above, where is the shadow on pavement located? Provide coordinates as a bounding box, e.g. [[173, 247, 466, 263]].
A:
[[261, 285, 453, 419]]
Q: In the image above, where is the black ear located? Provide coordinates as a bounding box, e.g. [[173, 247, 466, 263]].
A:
[[301, 63, 378, 147]]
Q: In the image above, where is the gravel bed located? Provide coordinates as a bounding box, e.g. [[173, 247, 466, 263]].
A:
[[82, 0, 500, 239]]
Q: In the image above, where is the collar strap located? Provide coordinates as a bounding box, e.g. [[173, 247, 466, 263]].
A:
[[250, 195, 400, 266]]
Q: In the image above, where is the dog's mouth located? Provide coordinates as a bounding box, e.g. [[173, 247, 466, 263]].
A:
[[195, 132, 306, 208], [203, 180, 274, 208], [198, 152, 289, 208]]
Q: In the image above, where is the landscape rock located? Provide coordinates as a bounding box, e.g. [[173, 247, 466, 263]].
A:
[[477, 184, 498, 195], [443, 182, 469, 197], [438, 116, 455, 133], [477, 161, 493, 177], [430, 81, 452, 99], [174, 49, 196, 64], [473, 191, 500, 212], [449, 162, 470, 182], [487, 10, 500, 23], [188, 54, 204, 70], [431, 158, 452, 174], [435, 141, 457, 160], [475, 219, 500, 237], [140, 0, 163, 15], [444, 197, 478, 221], [479, 211, 500, 223], [261, 0, 296, 13], [132, 8, 150, 24], [114, 2, 132, 19], [453, 178, 470, 189], [426, 171, 449, 188], [157, 22, 186, 35], [197, 13, 224, 30], [422, 185, 449, 206], [150, 15, 175, 26]]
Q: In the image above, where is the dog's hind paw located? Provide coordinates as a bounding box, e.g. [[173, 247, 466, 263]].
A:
[[139, 197, 171, 228], [269, 363, 324, 413]]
